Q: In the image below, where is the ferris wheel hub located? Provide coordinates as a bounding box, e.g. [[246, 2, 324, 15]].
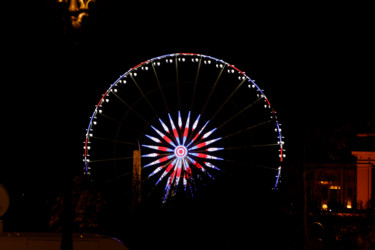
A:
[[174, 145, 188, 158]]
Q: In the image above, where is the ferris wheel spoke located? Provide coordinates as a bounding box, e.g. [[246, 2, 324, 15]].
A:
[[216, 97, 262, 130], [130, 74, 158, 117], [173, 158, 183, 189], [91, 136, 137, 146], [186, 127, 219, 151], [146, 159, 174, 179], [186, 120, 210, 148], [222, 120, 272, 140], [190, 147, 224, 153], [143, 155, 174, 168], [224, 143, 279, 151], [112, 92, 150, 125], [89, 156, 133, 163], [187, 157, 214, 180], [150, 125, 176, 147], [151, 62, 169, 113], [155, 159, 176, 186], [221, 158, 278, 171], [174, 55, 181, 109], [98, 112, 121, 124], [162, 167, 179, 203], [201, 64, 226, 115], [167, 113, 181, 145], [190, 56, 202, 110], [185, 114, 202, 146], [189, 137, 222, 151], [210, 77, 247, 122]]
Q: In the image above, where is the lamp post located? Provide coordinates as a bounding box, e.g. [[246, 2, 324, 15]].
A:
[[57, 0, 96, 30], [56, 1, 95, 250]]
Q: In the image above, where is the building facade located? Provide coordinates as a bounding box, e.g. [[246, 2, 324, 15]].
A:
[[305, 133, 375, 212], [352, 133, 375, 209], [305, 163, 356, 212]]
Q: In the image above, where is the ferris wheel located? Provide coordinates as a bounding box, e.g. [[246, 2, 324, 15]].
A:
[[83, 53, 284, 205]]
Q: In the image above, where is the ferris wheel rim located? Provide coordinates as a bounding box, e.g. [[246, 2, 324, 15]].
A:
[[83, 52, 285, 193]]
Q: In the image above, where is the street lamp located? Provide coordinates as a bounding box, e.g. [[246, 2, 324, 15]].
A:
[[57, 0, 96, 30]]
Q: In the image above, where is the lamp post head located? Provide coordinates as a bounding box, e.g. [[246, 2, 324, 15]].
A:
[[57, 0, 95, 30]]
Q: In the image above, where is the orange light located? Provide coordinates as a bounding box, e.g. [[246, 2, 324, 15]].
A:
[[322, 204, 328, 210], [347, 201, 352, 209]]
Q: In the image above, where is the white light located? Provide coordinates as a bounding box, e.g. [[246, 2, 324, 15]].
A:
[[142, 153, 159, 157], [206, 147, 224, 152]]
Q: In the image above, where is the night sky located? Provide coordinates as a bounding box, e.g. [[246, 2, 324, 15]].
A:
[[1, 0, 373, 246]]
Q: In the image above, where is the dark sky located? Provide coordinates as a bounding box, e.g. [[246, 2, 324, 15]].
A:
[[2, 1, 373, 232]]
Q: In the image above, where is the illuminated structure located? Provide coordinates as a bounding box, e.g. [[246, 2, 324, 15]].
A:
[[142, 111, 222, 203], [83, 53, 285, 204], [305, 163, 356, 212], [57, 0, 95, 30], [352, 133, 375, 209], [305, 133, 375, 211]]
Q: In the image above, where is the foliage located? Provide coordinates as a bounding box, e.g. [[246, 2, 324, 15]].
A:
[[49, 175, 106, 232]]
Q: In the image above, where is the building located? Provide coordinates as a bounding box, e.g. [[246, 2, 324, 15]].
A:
[[305, 163, 356, 212], [305, 133, 375, 212], [351, 133, 375, 209]]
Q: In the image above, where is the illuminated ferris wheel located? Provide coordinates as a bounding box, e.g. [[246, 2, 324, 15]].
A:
[[83, 53, 284, 205]]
